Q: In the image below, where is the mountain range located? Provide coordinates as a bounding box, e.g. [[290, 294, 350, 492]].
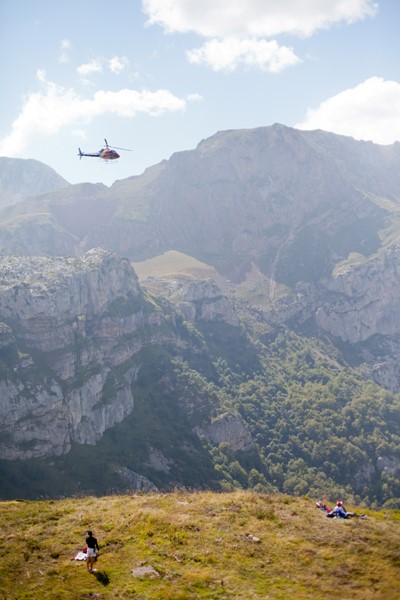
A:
[[0, 124, 399, 504]]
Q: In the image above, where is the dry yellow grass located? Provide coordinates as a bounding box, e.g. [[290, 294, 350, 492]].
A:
[[0, 491, 399, 599], [133, 250, 223, 284]]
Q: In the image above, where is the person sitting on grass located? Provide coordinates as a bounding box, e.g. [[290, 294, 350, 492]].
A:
[[317, 500, 365, 519]]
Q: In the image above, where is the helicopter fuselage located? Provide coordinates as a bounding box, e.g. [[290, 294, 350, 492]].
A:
[[99, 148, 120, 160], [78, 148, 120, 160], [78, 139, 127, 161]]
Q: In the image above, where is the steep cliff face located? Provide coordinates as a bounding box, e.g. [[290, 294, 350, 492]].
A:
[[136, 126, 400, 290], [0, 250, 249, 462], [307, 243, 400, 390], [196, 413, 254, 453], [0, 249, 169, 459], [316, 244, 400, 343], [143, 276, 239, 326]]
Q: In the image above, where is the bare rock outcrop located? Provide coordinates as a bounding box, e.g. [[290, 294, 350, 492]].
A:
[[316, 244, 400, 343], [115, 467, 158, 492], [144, 276, 239, 325], [196, 413, 254, 453], [0, 249, 169, 460]]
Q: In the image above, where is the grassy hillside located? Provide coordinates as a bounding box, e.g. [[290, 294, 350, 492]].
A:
[[133, 250, 222, 283], [1, 490, 399, 599]]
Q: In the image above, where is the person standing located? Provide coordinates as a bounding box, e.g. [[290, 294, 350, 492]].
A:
[[85, 530, 99, 573]]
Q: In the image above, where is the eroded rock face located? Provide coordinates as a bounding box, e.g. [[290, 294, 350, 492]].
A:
[[146, 447, 174, 473], [196, 413, 254, 453], [178, 286, 238, 325], [352, 460, 376, 490], [316, 244, 400, 343], [144, 277, 239, 326], [0, 248, 140, 326], [115, 467, 158, 492], [0, 248, 249, 461], [308, 243, 400, 391], [0, 249, 166, 460], [377, 455, 400, 477]]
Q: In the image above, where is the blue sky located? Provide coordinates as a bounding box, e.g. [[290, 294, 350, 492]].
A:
[[0, 1, 399, 186]]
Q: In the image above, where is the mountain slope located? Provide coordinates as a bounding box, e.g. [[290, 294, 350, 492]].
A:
[[0, 157, 69, 207], [2, 125, 400, 271], [1, 126, 400, 503], [0, 250, 399, 504]]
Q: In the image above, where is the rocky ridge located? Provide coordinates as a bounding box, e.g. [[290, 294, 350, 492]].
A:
[[0, 249, 247, 463], [0, 249, 163, 459], [0, 157, 69, 207]]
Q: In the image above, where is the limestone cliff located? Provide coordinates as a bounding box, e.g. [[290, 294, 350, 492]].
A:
[[195, 413, 254, 453], [0, 249, 168, 459], [143, 276, 239, 326], [310, 243, 400, 390], [0, 250, 246, 462], [316, 244, 400, 343]]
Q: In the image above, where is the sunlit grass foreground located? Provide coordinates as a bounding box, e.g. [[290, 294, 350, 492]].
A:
[[1, 490, 399, 599]]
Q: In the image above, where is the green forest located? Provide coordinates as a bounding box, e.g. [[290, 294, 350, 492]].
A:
[[174, 315, 400, 507], [2, 295, 399, 507]]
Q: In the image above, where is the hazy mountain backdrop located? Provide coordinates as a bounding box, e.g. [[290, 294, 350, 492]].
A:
[[0, 124, 399, 504]]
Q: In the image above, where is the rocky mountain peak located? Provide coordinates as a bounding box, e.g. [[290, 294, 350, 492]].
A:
[[0, 157, 69, 207]]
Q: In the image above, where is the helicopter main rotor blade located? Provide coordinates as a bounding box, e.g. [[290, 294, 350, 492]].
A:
[[109, 145, 132, 151]]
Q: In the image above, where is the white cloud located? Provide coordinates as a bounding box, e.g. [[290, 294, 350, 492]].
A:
[[92, 88, 186, 117], [186, 92, 203, 102], [36, 69, 47, 82], [77, 59, 103, 77], [296, 77, 400, 145], [59, 39, 71, 64], [0, 73, 189, 156], [187, 38, 300, 73], [71, 129, 87, 140], [142, 0, 377, 38], [77, 56, 129, 78], [108, 56, 129, 74], [143, 1, 377, 74]]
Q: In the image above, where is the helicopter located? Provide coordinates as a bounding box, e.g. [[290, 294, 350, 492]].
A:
[[78, 139, 131, 161]]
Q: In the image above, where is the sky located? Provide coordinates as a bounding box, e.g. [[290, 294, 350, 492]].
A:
[[0, 0, 399, 187]]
